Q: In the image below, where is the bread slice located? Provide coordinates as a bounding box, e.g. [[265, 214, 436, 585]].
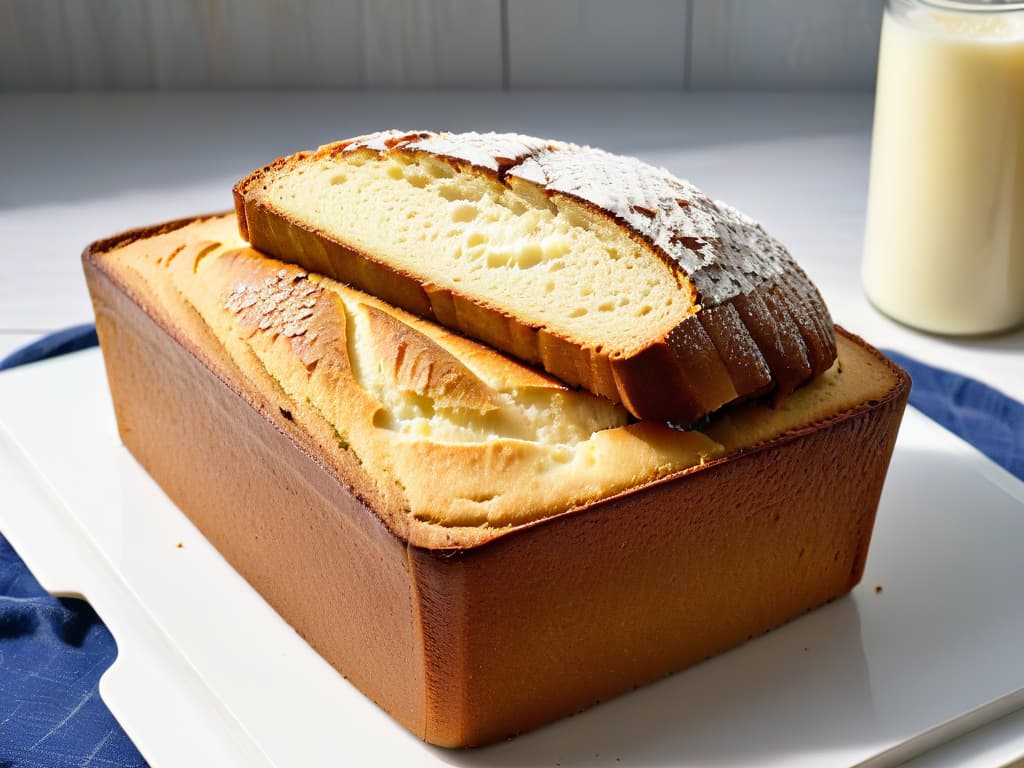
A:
[[234, 130, 836, 423]]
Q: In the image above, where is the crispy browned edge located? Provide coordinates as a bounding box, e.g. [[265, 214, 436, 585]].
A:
[[233, 147, 836, 425], [83, 214, 910, 748]]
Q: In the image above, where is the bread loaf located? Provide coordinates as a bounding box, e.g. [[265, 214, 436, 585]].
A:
[[234, 131, 836, 424], [84, 214, 908, 746]]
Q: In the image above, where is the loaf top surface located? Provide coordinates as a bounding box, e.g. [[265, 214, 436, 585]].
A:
[[89, 214, 901, 550], [234, 130, 837, 424]]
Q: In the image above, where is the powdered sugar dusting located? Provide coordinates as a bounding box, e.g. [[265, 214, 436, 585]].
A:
[[408, 132, 551, 173], [338, 130, 550, 173], [338, 130, 410, 153], [225, 268, 320, 339], [508, 156, 547, 186], [508, 143, 813, 308], [508, 143, 720, 283]]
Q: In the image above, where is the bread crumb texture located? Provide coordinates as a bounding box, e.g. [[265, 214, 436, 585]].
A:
[[100, 216, 894, 530], [261, 141, 692, 355], [248, 130, 822, 358]]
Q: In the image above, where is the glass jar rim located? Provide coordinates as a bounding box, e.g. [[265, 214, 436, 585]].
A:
[[889, 0, 1024, 12]]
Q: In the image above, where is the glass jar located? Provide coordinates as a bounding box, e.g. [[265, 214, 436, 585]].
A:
[[862, 0, 1024, 335]]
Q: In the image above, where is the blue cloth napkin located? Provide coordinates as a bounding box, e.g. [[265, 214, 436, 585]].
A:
[[882, 349, 1024, 482], [0, 539, 147, 767], [1, 326, 146, 767], [0, 327, 1022, 767], [0, 325, 98, 373]]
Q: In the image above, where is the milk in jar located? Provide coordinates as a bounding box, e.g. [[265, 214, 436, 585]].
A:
[[862, 0, 1024, 335]]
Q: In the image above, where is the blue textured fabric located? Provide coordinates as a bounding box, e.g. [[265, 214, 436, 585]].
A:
[[1, 327, 145, 767], [0, 537, 146, 767], [883, 350, 1024, 482], [0, 325, 98, 372]]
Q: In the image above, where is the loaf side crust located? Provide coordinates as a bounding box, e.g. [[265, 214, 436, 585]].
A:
[[415, 375, 908, 745]]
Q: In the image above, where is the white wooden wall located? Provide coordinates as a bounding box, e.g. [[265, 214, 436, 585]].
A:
[[0, 0, 884, 90]]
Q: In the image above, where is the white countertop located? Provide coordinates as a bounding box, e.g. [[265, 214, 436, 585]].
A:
[[1, 91, 1022, 766]]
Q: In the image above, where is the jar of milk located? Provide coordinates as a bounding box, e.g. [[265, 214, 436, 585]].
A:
[[863, 0, 1024, 335]]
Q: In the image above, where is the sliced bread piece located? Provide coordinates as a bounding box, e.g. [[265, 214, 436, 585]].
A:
[[234, 130, 836, 423]]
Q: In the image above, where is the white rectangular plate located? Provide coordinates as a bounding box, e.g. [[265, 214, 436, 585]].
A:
[[1, 349, 1023, 767]]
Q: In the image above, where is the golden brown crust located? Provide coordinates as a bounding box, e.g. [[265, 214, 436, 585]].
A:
[[233, 131, 837, 424], [360, 303, 503, 413]]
